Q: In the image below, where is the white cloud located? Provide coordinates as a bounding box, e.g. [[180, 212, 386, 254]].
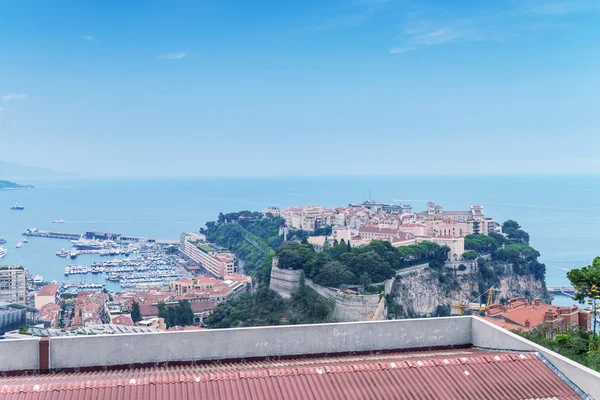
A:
[[526, 0, 600, 15], [389, 47, 414, 54], [158, 52, 188, 60], [388, 0, 596, 54], [81, 34, 97, 43], [2, 93, 27, 101]]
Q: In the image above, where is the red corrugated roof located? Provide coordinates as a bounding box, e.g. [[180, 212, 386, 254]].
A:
[[0, 349, 581, 399]]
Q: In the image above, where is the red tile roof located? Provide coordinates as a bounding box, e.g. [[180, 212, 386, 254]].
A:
[[37, 284, 59, 297], [139, 301, 215, 317], [111, 315, 134, 326], [0, 349, 581, 399]]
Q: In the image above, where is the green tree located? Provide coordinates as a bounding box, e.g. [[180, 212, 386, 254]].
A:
[[462, 250, 478, 260], [567, 257, 600, 303], [359, 272, 372, 291], [131, 301, 141, 323]]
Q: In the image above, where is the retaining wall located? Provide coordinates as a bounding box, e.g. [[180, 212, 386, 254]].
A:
[[269, 262, 303, 299]]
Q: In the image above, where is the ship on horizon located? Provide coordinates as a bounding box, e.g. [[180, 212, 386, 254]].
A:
[[10, 203, 24, 210]]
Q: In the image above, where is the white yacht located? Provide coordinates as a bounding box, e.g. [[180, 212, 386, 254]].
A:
[[23, 238, 28, 243], [16, 242, 23, 248], [0, 247, 6, 258], [33, 274, 43, 284], [53, 219, 66, 224]]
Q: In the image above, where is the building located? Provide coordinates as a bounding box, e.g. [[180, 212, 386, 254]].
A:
[[356, 226, 416, 246], [415, 235, 466, 261], [0, 303, 27, 335], [138, 301, 216, 325], [180, 233, 236, 278], [39, 303, 61, 328], [0, 265, 27, 305], [484, 297, 591, 333], [170, 274, 252, 304], [0, 316, 598, 398], [137, 317, 166, 331], [70, 291, 109, 327], [111, 315, 134, 326], [35, 283, 60, 310]]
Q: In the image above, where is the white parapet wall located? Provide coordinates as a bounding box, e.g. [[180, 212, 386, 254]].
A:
[[472, 317, 600, 398], [48, 317, 472, 369], [0, 338, 39, 371]]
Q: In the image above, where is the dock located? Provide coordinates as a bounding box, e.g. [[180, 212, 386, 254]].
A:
[[22, 228, 178, 245], [548, 286, 576, 298]]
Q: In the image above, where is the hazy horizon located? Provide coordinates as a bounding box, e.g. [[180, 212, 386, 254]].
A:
[[1, 0, 599, 177]]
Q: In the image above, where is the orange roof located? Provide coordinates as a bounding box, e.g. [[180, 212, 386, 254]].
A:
[[37, 284, 59, 297], [481, 317, 529, 332], [111, 315, 134, 326], [485, 299, 581, 330]]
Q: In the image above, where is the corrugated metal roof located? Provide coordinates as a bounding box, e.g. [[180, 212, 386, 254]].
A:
[[0, 349, 583, 400]]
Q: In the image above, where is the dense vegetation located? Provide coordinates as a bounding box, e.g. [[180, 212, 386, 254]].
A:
[[157, 300, 194, 328], [517, 327, 600, 371], [276, 239, 448, 288], [131, 301, 141, 323], [465, 220, 546, 281], [200, 212, 333, 328], [202, 211, 284, 282], [204, 284, 333, 328]]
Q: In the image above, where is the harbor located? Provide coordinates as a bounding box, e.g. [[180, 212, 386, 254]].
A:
[[22, 228, 178, 245]]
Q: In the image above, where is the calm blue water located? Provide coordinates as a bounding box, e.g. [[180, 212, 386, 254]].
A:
[[0, 176, 599, 297]]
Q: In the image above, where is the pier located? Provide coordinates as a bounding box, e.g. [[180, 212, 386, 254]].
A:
[[548, 286, 576, 298], [22, 228, 177, 245]]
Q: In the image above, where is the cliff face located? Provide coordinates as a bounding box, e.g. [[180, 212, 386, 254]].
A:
[[392, 264, 548, 317]]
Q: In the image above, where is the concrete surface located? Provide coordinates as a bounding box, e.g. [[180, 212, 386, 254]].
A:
[[472, 317, 600, 399], [49, 317, 472, 369], [0, 337, 39, 371]]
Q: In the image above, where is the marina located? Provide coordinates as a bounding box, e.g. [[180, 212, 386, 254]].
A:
[[23, 228, 178, 245]]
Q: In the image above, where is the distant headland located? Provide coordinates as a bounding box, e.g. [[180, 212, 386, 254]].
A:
[[0, 180, 34, 190]]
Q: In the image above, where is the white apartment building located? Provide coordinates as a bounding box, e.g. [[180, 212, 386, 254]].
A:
[[0, 265, 27, 305]]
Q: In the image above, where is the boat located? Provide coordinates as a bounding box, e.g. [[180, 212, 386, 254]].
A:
[[50, 280, 58, 284], [23, 238, 28, 243], [52, 219, 66, 224], [0, 237, 6, 244], [56, 249, 69, 258], [0, 247, 6, 258], [10, 203, 24, 210], [69, 249, 78, 259], [64, 266, 71, 275], [33, 274, 43, 284], [16, 242, 23, 248], [71, 235, 103, 250]]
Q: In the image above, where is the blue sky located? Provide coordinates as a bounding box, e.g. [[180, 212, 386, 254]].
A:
[[1, 0, 599, 177]]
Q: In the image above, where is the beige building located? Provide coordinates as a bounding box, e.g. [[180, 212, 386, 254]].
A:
[[416, 236, 465, 261], [0, 265, 27, 305], [180, 232, 236, 278], [35, 283, 60, 310]]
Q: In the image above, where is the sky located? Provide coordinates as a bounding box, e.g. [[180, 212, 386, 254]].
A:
[[0, 0, 599, 177]]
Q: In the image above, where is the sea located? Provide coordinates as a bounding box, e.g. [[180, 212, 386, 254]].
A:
[[0, 176, 598, 304]]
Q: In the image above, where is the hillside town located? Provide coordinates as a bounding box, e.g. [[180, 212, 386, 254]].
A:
[[0, 200, 587, 338], [266, 200, 499, 263]]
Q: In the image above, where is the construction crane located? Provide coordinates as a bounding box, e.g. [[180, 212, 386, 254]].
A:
[[451, 287, 498, 315]]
